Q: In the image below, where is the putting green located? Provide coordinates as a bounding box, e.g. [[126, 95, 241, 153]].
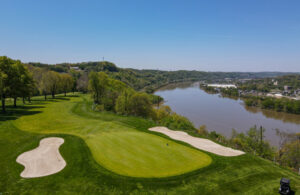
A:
[[14, 96, 212, 177]]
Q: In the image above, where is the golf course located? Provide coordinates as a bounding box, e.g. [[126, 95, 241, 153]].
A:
[[0, 94, 299, 194]]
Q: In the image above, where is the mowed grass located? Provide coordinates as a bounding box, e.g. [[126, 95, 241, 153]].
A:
[[1, 94, 299, 194], [13, 95, 211, 177]]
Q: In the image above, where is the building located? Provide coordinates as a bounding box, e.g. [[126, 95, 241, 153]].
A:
[[294, 89, 300, 95], [283, 85, 292, 94]]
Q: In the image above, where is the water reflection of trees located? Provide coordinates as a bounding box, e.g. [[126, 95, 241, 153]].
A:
[[157, 82, 194, 91], [244, 106, 300, 124]]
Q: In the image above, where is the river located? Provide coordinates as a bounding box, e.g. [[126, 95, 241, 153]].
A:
[[155, 82, 300, 146]]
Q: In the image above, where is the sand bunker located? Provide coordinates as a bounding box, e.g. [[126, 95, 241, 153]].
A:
[[16, 137, 66, 178], [149, 127, 244, 156]]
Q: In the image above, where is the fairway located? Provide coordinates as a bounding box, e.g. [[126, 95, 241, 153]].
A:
[[13, 95, 212, 177]]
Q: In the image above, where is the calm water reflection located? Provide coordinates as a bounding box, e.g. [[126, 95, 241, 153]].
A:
[[155, 82, 300, 146]]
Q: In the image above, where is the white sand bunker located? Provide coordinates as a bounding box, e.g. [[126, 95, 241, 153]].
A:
[[16, 137, 66, 178], [149, 127, 244, 156]]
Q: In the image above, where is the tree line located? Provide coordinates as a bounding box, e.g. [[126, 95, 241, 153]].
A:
[[200, 85, 300, 114], [245, 97, 300, 114], [0, 56, 74, 112], [29, 60, 292, 92]]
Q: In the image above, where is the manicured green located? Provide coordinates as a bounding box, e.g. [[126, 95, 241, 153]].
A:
[[13, 95, 211, 177], [0, 94, 299, 194]]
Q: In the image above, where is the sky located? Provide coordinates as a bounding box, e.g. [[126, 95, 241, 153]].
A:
[[0, 0, 300, 72]]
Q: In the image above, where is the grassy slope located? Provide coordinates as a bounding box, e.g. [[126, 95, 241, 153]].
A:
[[13, 95, 211, 177], [0, 94, 299, 194]]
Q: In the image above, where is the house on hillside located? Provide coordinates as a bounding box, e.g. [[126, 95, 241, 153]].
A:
[[283, 85, 292, 95]]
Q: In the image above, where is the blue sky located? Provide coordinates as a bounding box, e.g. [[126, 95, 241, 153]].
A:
[[1, 0, 300, 71]]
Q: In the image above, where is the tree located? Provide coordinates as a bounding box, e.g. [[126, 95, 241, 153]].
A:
[[276, 130, 300, 169], [279, 133, 300, 170], [115, 89, 134, 115], [76, 72, 89, 93], [103, 79, 128, 111], [27, 65, 45, 97], [0, 70, 6, 112], [47, 71, 61, 98], [60, 74, 74, 96], [0, 56, 34, 110], [128, 92, 152, 117], [0, 57, 18, 112], [88, 72, 108, 104], [40, 72, 52, 99], [14, 62, 34, 105], [197, 125, 208, 136]]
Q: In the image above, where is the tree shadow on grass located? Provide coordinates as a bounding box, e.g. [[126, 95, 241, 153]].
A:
[[54, 97, 71, 101], [0, 96, 76, 122], [0, 105, 43, 122]]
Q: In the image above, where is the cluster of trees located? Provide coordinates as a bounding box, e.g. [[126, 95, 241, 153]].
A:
[[88, 71, 153, 117], [155, 105, 195, 130], [220, 88, 239, 97], [198, 125, 275, 160], [0, 56, 75, 112], [276, 130, 299, 170], [200, 85, 239, 97], [28, 62, 68, 72], [245, 97, 300, 114], [201, 85, 300, 114], [196, 125, 299, 171], [88, 71, 195, 130], [28, 66, 74, 99], [0, 56, 34, 112], [230, 126, 274, 159]]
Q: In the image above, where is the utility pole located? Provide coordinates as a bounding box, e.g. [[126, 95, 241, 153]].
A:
[[260, 126, 263, 156]]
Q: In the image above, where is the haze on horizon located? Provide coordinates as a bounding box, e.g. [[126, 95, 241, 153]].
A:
[[1, 0, 300, 72]]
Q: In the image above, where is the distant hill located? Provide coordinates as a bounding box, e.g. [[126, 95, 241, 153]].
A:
[[28, 61, 300, 91]]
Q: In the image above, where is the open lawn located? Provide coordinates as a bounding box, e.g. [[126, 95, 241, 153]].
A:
[[0, 94, 299, 194]]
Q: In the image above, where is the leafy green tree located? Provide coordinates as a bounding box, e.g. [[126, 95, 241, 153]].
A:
[[14, 62, 34, 105], [60, 74, 74, 96], [0, 56, 34, 110], [47, 71, 61, 98], [279, 134, 300, 169], [88, 72, 108, 104], [128, 92, 152, 117], [0, 70, 6, 112], [19, 65, 35, 104], [115, 89, 134, 115], [40, 71, 52, 99], [0, 57, 18, 111]]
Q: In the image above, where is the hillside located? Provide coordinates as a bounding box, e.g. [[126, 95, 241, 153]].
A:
[[28, 61, 299, 91], [0, 94, 299, 194]]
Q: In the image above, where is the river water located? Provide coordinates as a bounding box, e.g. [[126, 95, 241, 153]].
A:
[[155, 82, 300, 146]]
